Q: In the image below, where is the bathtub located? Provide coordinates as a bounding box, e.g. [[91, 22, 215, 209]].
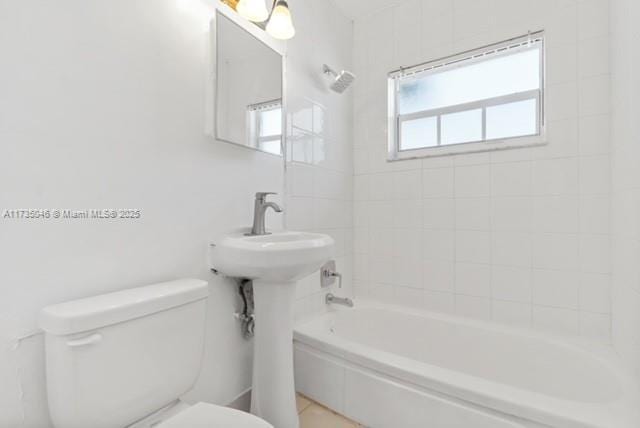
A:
[[293, 300, 640, 428]]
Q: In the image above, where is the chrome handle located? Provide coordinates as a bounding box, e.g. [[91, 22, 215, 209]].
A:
[[323, 270, 342, 288], [255, 192, 277, 200], [321, 261, 342, 288], [66, 333, 102, 347]]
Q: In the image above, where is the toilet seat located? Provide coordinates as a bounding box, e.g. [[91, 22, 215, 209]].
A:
[[158, 402, 273, 428]]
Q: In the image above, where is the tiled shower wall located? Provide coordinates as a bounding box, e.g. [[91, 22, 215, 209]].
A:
[[285, 0, 354, 321], [352, 0, 612, 342], [610, 0, 640, 380]]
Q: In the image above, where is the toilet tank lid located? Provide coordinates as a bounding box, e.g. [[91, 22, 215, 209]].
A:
[[39, 279, 209, 335]]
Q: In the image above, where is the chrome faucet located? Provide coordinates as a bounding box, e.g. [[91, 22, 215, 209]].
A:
[[247, 192, 283, 236], [325, 293, 354, 308]]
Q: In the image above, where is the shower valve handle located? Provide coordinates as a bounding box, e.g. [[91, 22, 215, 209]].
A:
[[323, 269, 342, 288]]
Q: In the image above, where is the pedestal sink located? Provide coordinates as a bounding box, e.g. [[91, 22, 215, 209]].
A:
[[210, 230, 334, 428]]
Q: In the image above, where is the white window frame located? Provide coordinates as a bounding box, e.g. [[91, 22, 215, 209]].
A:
[[247, 99, 283, 155], [388, 32, 546, 161]]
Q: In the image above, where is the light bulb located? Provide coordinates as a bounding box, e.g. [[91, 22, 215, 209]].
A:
[[266, 0, 295, 40], [237, 0, 269, 22]]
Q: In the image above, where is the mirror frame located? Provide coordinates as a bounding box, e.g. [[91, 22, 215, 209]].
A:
[[207, 3, 287, 157]]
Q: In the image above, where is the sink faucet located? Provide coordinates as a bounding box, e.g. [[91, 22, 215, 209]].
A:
[[248, 192, 283, 236], [326, 293, 354, 308]]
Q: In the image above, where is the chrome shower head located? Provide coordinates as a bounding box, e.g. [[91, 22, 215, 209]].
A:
[[323, 64, 356, 94]]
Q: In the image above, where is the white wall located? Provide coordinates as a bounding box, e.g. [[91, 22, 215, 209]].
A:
[[0, 0, 352, 426], [352, 0, 612, 342], [610, 0, 640, 380]]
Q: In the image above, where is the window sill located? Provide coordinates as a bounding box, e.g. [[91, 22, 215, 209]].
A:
[[388, 134, 547, 161]]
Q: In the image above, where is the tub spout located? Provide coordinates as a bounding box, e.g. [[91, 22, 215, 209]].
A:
[[325, 293, 354, 308]]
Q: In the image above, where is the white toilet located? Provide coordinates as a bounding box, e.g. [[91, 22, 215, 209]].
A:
[[39, 279, 273, 428]]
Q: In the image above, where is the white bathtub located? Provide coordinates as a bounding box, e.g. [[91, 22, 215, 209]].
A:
[[293, 301, 640, 428]]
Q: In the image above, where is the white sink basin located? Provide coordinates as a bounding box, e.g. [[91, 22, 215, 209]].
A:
[[210, 231, 334, 282]]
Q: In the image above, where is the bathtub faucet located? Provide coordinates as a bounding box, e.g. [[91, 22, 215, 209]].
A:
[[326, 293, 354, 308]]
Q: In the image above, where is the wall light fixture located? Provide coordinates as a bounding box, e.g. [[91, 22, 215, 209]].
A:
[[236, 0, 295, 40]]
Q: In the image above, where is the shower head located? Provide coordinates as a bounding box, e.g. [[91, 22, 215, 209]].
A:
[[323, 64, 356, 94]]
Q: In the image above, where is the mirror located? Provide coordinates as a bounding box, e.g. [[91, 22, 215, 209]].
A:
[[213, 9, 284, 156]]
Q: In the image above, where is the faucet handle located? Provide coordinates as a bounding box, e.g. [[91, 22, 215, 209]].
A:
[[255, 192, 277, 201]]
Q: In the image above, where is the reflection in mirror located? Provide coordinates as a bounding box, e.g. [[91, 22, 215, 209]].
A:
[[215, 11, 283, 155]]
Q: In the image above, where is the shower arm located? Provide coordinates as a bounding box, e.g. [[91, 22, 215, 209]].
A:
[[323, 64, 339, 78]]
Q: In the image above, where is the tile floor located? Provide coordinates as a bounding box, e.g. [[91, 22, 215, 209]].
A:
[[296, 393, 364, 428]]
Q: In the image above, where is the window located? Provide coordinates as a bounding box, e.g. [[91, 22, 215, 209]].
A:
[[388, 32, 545, 160], [247, 99, 283, 155]]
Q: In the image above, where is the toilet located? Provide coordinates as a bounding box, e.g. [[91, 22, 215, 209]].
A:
[[39, 279, 272, 428]]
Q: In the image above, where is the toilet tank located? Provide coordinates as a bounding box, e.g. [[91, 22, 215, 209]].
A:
[[39, 279, 209, 428]]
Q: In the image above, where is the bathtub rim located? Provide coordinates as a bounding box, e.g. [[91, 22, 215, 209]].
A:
[[293, 299, 640, 428]]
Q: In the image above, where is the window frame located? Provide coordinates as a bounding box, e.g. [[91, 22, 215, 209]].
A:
[[388, 32, 546, 161]]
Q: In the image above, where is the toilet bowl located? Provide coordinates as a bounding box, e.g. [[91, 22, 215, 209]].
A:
[[128, 400, 272, 428], [39, 279, 273, 428], [155, 402, 272, 428]]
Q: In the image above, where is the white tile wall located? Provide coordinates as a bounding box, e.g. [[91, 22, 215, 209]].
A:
[[286, 0, 354, 322], [610, 0, 640, 381], [352, 0, 612, 342]]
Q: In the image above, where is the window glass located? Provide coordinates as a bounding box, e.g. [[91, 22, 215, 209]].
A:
[[441, 109, 483, 145], [247, 101, 282, 156], [486, 99, 538, 140], [398, 48, 540, 115], [400, 116, 438, 150], [259, 108, 282, 137]]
